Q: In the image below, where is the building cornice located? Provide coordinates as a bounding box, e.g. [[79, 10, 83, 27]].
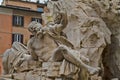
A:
[[0, 5, 43, 13]]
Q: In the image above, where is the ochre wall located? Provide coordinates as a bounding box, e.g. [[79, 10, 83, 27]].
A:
[[0, 6, 42, 75], [0, 14, 12, 75], [12, 10, 42, 45], [5, 1, 38, 10]]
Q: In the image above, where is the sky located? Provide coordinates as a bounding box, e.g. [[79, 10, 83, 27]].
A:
[[32, 0, 48, 3], [0, 0, 47, 4], [0, 0, 2, 4]]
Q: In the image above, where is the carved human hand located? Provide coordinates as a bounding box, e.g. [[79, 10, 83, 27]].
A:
[[80, 55, 90, 63], [88, 67, 101, 75]]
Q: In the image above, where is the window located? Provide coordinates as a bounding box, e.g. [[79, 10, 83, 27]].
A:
[[22, 0, 48, 4], [12, 34, 23, 43], [37, 8, 43, 12], [13, 15, 24, 26], [31, 18, 42, 24]]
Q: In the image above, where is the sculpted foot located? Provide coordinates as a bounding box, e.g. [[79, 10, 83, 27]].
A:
[[87, 67, 100, 75]]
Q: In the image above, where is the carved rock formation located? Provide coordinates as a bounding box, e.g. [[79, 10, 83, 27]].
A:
[[1, 0, 115, 80]]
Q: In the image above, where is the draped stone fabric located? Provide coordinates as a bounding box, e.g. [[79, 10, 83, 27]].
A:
[[2, 42, 32, 74]]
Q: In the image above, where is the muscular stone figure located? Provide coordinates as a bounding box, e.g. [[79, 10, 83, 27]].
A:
[[2, 42, 32, 74], [27, 11, 100, 75]]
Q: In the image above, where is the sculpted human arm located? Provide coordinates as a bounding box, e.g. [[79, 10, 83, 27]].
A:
[[52, 11, 68, 33]]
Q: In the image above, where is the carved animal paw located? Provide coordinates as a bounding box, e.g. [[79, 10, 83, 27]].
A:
[[88, 67, 101, 75]]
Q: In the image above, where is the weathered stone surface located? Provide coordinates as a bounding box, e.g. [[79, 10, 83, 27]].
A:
[[25, 71, 41, 80], [42, 62, 61, 77], [0, 74, 13, 80], [55, 78, 63, 80], [111, 78, 119, 80], [1, 0, 114, 80], [79, 0, 120, 79], [0, 78, 14, 80], [13, 73, 26, 80]]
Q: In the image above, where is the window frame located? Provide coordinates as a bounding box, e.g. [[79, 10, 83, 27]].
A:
[[12, 33, 23, 43], [13, 15, 24, 27]]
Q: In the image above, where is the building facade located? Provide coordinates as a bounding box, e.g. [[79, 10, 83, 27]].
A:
[[0, 0, 45, 74]]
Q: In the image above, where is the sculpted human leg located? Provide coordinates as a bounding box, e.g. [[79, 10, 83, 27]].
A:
[[50, 45, 100, 75]]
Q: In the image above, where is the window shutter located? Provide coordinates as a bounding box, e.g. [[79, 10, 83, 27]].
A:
[[31, 18, 35, 21], [12, 34, 23, 43], [21, 16, 24, 26], [12, 15, 16, 26], [12, 34, 15, 43], [21, 35, 23, 43], [13, 15, 24, 27]]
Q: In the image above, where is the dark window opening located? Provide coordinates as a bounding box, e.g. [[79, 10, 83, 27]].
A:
[[13, 15, 24, 27], [12, 33, 23, 43]]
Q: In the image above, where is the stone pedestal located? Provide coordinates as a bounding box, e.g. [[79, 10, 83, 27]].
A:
[[42, 62, 61, 78]]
